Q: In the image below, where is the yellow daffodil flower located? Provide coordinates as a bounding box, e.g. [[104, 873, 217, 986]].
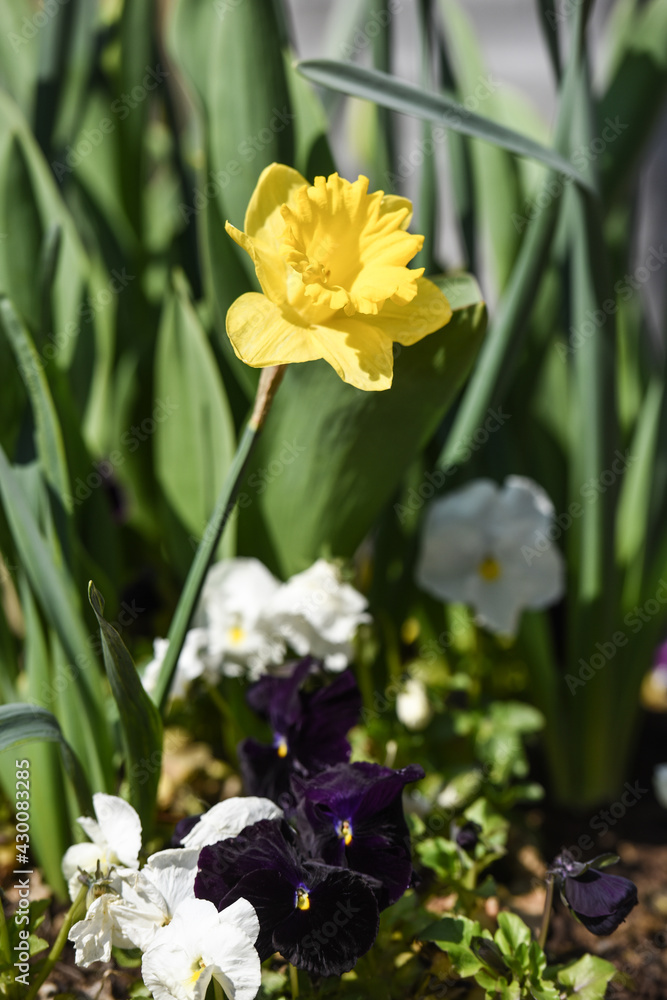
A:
[[225, 164, 452, 391]]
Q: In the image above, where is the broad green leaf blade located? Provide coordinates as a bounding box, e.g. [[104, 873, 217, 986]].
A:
[[616, 377, 663, 604], [0, 445, 112, 789], [599, 0, 667, 203], [0, 703, 91, 815], [154, 272, 236, 548], [207, 0, 294, 230], [0, 298, 72, 518], [2, 578, 70, 896], [238, 275, 486, 577], [88, 582, 162, 834], [296, 59, 593, 191], [437, 0, 522, 291], [0, 89, 88, 364]]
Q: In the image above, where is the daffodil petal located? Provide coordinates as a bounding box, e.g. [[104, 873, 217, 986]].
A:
[[364, 277, 453, 346], [225, 222, 291, 309], [244, 163, 307, 247], [312, 317, 394, 391], [226, 293, 322, 367], [379, 194, 413, 229]]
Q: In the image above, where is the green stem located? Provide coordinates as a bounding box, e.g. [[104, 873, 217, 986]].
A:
[[289, 962, 300, 998], [153, 365, 286, 715], [25, 885, 87, 1000], [538, 877, 555, 950]]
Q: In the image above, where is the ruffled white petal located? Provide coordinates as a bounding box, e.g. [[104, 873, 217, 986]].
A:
[[182, 797, 282, 850], [91, 793, 142, 869]]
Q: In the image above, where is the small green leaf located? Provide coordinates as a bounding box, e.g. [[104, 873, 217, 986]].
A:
[[88, 582, 162, 836], [557, 953, 618, 999]]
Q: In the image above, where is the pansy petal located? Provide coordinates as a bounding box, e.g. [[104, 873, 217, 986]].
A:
[[564, 869, 638, 920], [91, 793, 142, 868], [183, 796, 283, 850], [226, 292, 323, 368], [465, 576, 524, 636], [143, 848, 200, 915], [272, 866, 379, 976], [218, 896, 261, 946], [62, 842, 106, 897], [204, 924, 262, 1000], [222, 869, 297, 960], [312, 318, 394, 391]]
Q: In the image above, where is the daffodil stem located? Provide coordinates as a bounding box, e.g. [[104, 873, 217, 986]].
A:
[[153, 365, 287, 715], [289, 962, 300, 998], [538, 876, 555, 950], [25, 885, 87, 1000]]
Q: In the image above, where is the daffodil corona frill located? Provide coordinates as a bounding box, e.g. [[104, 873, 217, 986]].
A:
[[225, 165, 452, 391]]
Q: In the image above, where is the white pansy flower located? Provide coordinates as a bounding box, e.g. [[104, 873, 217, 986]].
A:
[[181, 797, 283, 850], [142, 897, 261, 1000], [200, 558, 285, 678], [264, 559, 371, 671], [69, 849, 200, 965], [69, 868, 146, 966], [396, 678, 433, 731], [416, 477, 565, 637], [142, 628, 216, 701], [653, 763, 667, 809], [62, 793, 141, 900]]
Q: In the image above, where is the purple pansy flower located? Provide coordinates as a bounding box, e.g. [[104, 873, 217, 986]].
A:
[[195, 819, 379, 976], [293, 761, 424, 909], [550, 850, 638, 936], [455, 820, 482, 852], [237, 659, 361, 808]]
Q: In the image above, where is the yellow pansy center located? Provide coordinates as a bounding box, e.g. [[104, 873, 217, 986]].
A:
[[295, 886, 311, 910], [280, 173, 424, 318], [227, 621, 246, 646], [337, 819, 353, 846], [478, 556, 502, 582], [275, 734, 289, 758], [188, 958, 206, 985]]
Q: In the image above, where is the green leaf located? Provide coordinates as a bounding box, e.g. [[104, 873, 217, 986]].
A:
[[599, 0, 667, 203], [0, 446, 112, 792], [495, 912, 532, 955], [239, 273, 487, 577], [0, 703, 91, 814], [437, 0, 522, 290], [0, 88, 88, 364], [420, 915, 485, 978], [207, 0, 294, 230], [296, 60, 593, 191], [557, 954, 618, 999], [0, 297, 72, 520], [154, 272, 236, 548], [88, 582, 162, 835]]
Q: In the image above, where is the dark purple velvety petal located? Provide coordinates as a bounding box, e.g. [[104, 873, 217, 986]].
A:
[[195, 819, 302, 907], [221, 868, 300, 960], [293, 762, 423, 908], [271, 866, 380, 977], [246, 658, 315, 731], [564, 869, 638, 934], [170, 813, 201, 847], [237, 737, 293, 808], [294, 670, 361, 772]]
